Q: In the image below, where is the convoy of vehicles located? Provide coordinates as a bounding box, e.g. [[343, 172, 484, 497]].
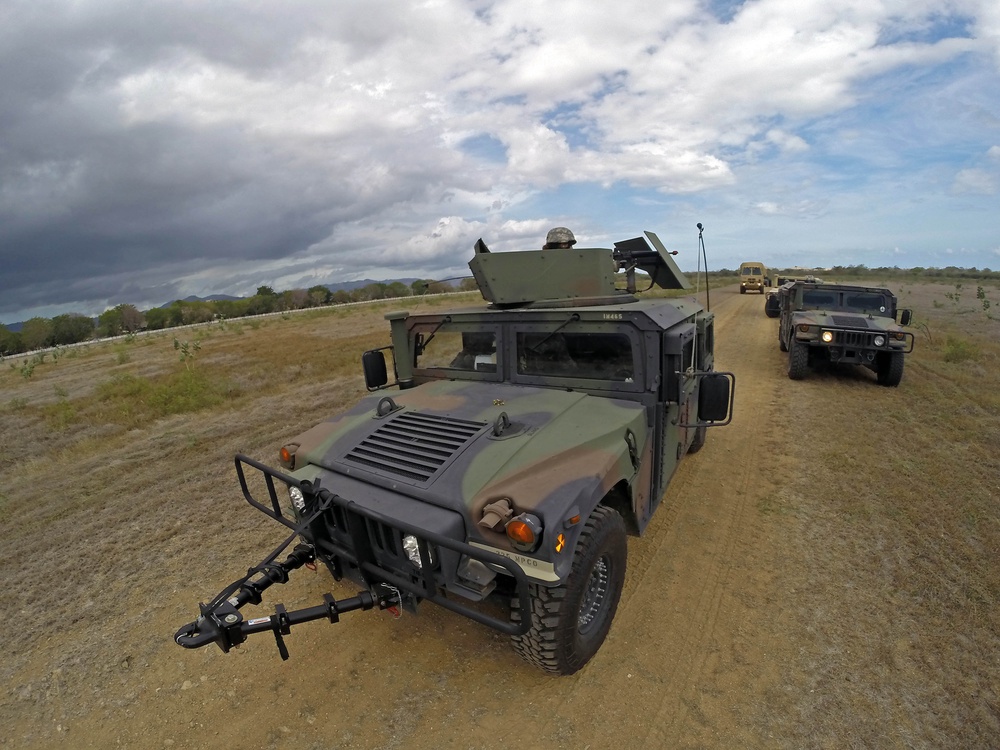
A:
[[173, 236, 925, 681], [175, 231, 735, 675]]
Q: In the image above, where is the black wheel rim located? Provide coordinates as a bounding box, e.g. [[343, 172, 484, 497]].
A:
[[578, 554, 611, 635]]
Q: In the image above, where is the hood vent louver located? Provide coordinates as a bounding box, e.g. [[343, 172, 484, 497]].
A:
[[342, 411, 488, 484], [831, 315, 870, 328]]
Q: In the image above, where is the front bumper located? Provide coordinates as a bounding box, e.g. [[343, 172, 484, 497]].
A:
[[795, 327, 914, 363], [235, 454, 531, 636]]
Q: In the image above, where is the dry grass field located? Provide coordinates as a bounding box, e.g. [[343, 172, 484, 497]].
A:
[[1, 279, 997, 749]]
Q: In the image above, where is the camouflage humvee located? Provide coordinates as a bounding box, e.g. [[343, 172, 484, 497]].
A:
[[176, 232, 734, 675], [775, 280, 913, 385]]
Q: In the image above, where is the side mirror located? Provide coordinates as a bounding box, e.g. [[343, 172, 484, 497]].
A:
[[698, 372, 734, 424], [899, 309, 912, 326], [362, 349, 389, 390]]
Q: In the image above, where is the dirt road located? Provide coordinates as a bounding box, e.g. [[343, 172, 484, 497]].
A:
[[0, 287, 843, 748]]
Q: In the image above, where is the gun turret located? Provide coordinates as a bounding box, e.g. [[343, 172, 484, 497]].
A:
[[468, 231, 690, 308]]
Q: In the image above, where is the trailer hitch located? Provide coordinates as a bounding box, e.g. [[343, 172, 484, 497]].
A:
[[174, 544, 401, 659]]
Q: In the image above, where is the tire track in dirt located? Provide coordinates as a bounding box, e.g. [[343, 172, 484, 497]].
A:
[[636, 289, 784, 745], [515, 287, 794, 748]]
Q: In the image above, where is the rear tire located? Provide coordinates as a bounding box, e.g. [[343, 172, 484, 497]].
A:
[[876, 351, 904, 387], [510, 505, 626, 675], [788, 337, 808, 380]]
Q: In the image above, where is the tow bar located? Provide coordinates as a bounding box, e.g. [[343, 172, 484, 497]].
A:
[[174, 543, 400, 660]]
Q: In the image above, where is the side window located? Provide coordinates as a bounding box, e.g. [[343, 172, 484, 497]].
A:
[[516, 332, 634, 381]]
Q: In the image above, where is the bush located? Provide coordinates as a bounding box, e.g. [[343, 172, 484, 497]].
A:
[[95, 370, 241, 427], [942, 337, 981, 363]]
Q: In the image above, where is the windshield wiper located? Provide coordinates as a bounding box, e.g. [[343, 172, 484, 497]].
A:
[[529, 313, 580, 353], [416, 315, 451, 355]]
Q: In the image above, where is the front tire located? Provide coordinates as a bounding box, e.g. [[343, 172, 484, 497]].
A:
[[788, 337, 809, 380], [687, 424, 707, 454], [876, 351, 904, 387], [510, 505, 627, 675]]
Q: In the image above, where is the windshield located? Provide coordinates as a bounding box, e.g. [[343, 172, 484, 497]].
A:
[[516, 332, 634, 381], [844, 293, 888, 313], [801, 290, 838, 307], [801, 289, 889, 313], [415, 329, 497, 373]]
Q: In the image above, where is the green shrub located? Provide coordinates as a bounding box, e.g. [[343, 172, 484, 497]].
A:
[[943, 337, 981, 363], [42, 399, 77, 430], [95, 369, 240, 426]]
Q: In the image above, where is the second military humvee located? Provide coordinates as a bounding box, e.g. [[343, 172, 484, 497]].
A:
[[775, 280, 913, 386], [176, 231, 734, 676]]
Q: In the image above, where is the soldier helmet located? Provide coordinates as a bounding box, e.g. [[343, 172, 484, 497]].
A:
[[543, 227, 577, 249]]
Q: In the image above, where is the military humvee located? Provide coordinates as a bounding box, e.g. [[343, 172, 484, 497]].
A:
[[175, 232, 735, 675], [775, 280, 913, 385]]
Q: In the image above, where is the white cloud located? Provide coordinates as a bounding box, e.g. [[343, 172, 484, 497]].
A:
[[951, 168, 997, 194], [2, 0, 1000, 322]]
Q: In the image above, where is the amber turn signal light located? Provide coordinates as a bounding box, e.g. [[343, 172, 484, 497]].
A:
[[279, 444, 297, 468], [506, 513, 542, 553], [506, 519, 535, 545]]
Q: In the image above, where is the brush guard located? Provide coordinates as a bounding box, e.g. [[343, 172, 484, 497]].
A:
[[175, 455, 532, 659]]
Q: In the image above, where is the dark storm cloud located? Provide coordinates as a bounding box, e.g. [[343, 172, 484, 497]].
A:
[[0, 1, 434, 320]]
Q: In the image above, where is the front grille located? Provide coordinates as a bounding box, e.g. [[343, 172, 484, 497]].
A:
[[365, 516, 401, 558], [831, 329, 874, 348], [342, 411, 487, 483]]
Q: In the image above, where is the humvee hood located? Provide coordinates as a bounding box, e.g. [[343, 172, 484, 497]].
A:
[[288, 379, 646, 514], [793, 309, 899, 329]]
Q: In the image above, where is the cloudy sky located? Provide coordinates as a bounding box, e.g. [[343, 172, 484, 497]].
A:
[[2, 0, 998, 324]]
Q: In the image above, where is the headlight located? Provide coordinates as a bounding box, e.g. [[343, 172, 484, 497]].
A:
[[403, 535, 435, 569], [874, 335, 886, 346], [288, 486, 306, 514], [821, 330, 834, 343]]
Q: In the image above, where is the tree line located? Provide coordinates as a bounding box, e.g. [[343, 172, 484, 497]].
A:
[[0, 278, 479, 356], [4, 264, 997, 357]]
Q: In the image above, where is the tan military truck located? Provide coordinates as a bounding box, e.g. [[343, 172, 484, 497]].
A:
[[739, 261, 767, 294]]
